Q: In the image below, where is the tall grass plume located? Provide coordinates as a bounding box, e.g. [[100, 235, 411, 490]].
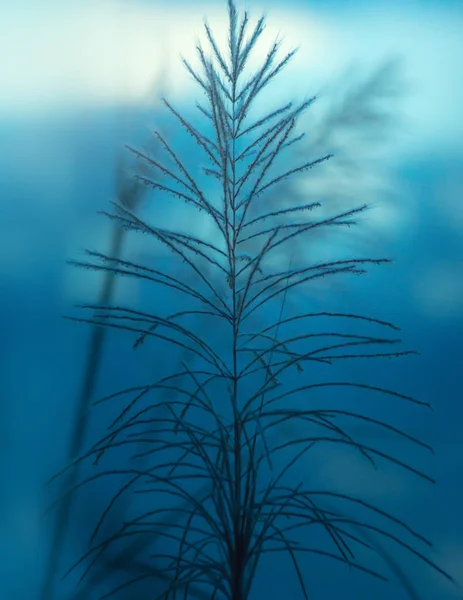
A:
[[48, 1, 456, 598]]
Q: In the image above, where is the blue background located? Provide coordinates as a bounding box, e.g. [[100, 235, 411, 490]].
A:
[[1, 0, 462, 598]]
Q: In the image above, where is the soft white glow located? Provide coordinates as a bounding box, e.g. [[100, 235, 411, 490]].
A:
[[1, 0, 462, 158]]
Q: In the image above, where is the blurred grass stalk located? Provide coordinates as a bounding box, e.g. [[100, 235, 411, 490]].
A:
[[40, 157, 146, 600], [39, 53, 171, 596]]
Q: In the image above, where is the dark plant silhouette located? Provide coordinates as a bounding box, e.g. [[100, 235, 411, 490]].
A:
[[48, 1, 456, 598], [40, 87, 171, 600], [40, 151, 146, 600]]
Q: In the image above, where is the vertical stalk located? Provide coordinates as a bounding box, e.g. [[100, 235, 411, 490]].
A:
[[40, 163, 144, 600], [229, 58, 245, 600], [40, 222, 125, 600]]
